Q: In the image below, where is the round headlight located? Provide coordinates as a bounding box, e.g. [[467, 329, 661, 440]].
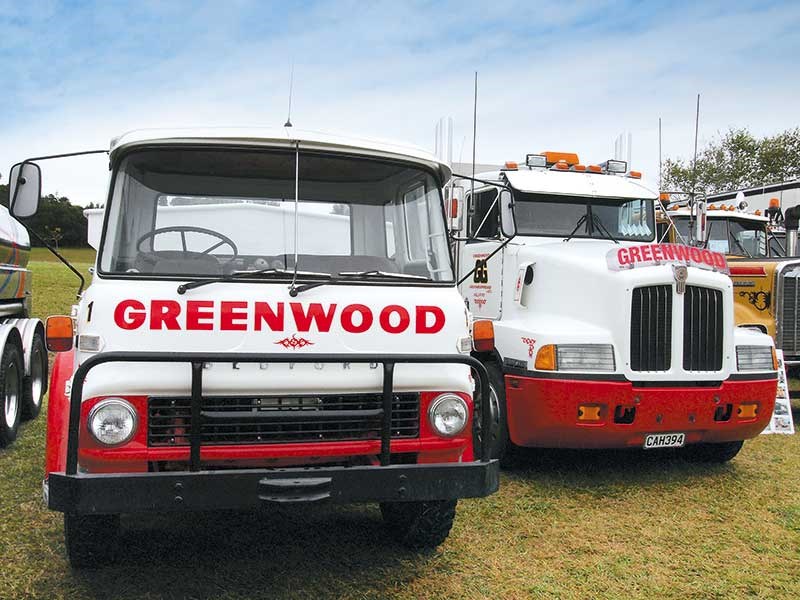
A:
[[428, 394, 469, 437], [88, 398, 137, 446]]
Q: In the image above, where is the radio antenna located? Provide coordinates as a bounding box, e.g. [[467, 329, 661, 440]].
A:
[[691, 93, 700, 198], [284, 62, 294, 128], [658, 116, 663, 192], [470, 72, 478, 206]]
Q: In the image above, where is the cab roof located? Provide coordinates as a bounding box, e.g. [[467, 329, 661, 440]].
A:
[[473, 167, 657, 200], [667, 206, 768, 223], [109, 127, 452, 183]]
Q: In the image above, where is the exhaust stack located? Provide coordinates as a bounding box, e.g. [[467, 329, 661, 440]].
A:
[[785, 205, 800, 256]]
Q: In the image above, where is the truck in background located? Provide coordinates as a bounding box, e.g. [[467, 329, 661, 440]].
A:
[[658, 198, 800, 375], [7, 128, 499, 566], [0, 200, 48, 447], [449, 151, 778, 462]]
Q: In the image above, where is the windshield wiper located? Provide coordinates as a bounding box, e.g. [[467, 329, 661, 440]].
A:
[[289, 270, 431, 297], [590, 214, 620, 244], [178, 267, 300, 294], [730, 234, 752, 258], [563, 214, 587, 242]]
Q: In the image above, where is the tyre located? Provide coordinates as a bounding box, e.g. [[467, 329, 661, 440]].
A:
[[22, 330, 47, 420], [478, 362, 510, 461], [64, 513, 120, 568], [0, 341, 23, 447], [681, 440, 744, 463], [380, 500, 457, 549]]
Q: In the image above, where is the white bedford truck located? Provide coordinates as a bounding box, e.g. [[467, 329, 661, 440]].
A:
[[450, 151, 778, 462], [0, 200, 48, 446], [6, 128, 499, 566]]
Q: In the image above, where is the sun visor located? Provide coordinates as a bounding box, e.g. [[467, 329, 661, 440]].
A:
[[503, 170, 657, 200]]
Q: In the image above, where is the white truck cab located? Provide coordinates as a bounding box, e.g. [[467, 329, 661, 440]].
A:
[[451, 152, 778, 461], [7, 128, 499, 566]]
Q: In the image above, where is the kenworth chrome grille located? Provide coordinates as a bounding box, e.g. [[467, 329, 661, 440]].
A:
[[630, 285, 672, 371], [777, 266, 800, 357], [683, 285, 723, 371], [148, 393, 420, 446]]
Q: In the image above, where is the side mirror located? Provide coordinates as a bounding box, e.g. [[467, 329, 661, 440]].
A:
[[499, 189, 516, 238], [8, 162, 41, 218], [693, 199, 707, 244], [448, 185, 465, 233]]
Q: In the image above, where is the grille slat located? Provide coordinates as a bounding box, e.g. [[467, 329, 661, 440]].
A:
[[631, 285, 672, 371], [683, 285, 723, 371], [148, 394, 420, 446], [778, 268, 800, 355]]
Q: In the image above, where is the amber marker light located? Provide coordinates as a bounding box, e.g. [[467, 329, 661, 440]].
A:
[[588, 165, 602, 173], [46, 315, 74, 352], [472, 320, 495, 352], [737, 404, 758, 419], [534, 344, 557, 370], [628, 170, 642, 179], [577, 404, 602, 422]]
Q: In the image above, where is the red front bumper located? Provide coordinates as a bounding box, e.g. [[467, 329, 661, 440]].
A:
[[505, 374, 777, 449]]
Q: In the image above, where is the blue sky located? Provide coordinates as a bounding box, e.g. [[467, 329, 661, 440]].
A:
[[1, 0, 799, 203]]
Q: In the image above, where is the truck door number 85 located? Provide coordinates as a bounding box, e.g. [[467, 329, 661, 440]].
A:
[[473, 259, 489, 283]]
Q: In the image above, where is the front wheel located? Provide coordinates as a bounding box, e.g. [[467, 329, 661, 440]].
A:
[[64, 513, 120, 568], [681, 440, 744, 463], [22, 330, 47, 420], [380, 500, 457, 549], [0, 341, 23, 447]]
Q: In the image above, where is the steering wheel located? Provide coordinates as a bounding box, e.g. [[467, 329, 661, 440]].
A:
[[135, 226, 239, 268]]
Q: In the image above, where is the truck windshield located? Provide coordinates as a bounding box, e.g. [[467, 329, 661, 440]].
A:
[[673, 217, 768, 257], [99, 148, 453, 282], [512, 192, 655, 241]]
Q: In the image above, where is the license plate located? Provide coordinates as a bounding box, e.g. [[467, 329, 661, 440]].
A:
[[643, 433, 685, 449]]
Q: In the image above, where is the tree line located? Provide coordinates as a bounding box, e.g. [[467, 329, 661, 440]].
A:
[[0, 178, 96, 248], [662, 127, 800, 196]]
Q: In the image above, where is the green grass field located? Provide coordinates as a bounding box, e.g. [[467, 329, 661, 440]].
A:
[[0, 255, 798, 599]]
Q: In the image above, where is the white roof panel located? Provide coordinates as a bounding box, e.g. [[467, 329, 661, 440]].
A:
[[109, 127, 451, 183], [501, 168, 657, 200]]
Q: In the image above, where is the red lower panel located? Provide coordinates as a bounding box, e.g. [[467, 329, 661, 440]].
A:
[[505, 375, 776, 449]]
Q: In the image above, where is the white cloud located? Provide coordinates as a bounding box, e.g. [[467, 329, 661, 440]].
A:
[[1, 0, 798, 204]]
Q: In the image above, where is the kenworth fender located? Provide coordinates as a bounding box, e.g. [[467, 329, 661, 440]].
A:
[[4, 318, 45, 377], [45, 349, 74, 476]]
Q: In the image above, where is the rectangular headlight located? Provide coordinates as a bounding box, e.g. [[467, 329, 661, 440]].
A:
[[526, 154, 547, 168], [603, 159, 627, 173], [556, 344, 616, 372], [736, 345, 774, 371]]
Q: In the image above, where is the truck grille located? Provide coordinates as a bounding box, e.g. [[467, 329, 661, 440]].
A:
[[778, 267, 800, 356], [683, 286, 723, 371], [148, 393, 420, 446], [630, 285, 672, 371]]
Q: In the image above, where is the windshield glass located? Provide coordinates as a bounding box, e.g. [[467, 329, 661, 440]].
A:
[[673, 217, 768, 257], [512, 192, 655, 241], [99, 148, 453, 282]]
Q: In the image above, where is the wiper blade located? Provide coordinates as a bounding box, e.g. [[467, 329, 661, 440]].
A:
[[290, 270, 431, 297], [590, 214, 619, 244], [177, 268, 295, 294], [563, 214, 587, 242], [730, 234, 752, 258], [338, 270, 429, 280]]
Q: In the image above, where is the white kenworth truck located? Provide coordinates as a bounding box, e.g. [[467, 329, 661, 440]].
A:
[[0, 203, 48, 446], [6, 128, 499, 567], [450, 151, 778, 461]]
